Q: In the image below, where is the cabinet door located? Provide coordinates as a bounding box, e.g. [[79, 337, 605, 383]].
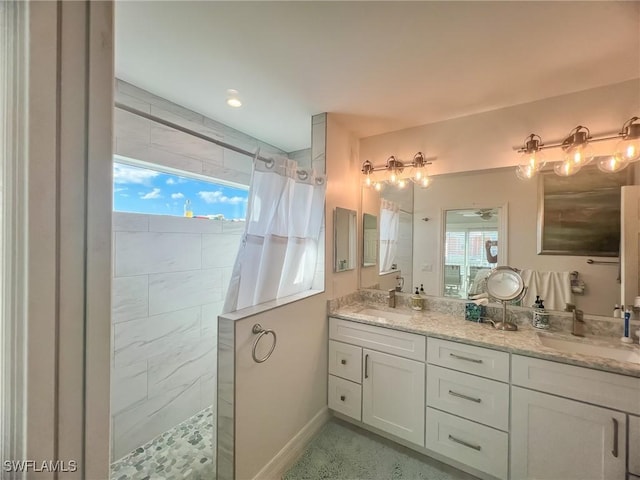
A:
[[511, 386, 626, 480], [362, 349, 425, 446]]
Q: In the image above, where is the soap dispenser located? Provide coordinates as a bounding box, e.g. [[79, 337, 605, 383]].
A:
[[532, 297, 549, 329], [411, 288, 424, 311]]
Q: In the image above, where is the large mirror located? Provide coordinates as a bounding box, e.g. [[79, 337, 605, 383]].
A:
[[362, 166, 626, 316], [334, 207, 357, 272], [361, 182, 414, 292]]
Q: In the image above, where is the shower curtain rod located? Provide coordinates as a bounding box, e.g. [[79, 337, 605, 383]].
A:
[[115, 102, 276, 164]]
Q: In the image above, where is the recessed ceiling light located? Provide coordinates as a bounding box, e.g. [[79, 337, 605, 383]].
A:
[[226, 89, 242, 108]]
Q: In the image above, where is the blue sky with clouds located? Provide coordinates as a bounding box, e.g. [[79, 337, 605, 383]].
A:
[[113, 162, 248, 219]]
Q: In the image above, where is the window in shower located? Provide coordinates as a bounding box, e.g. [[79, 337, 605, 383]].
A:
[[113, 160, 248, 220]]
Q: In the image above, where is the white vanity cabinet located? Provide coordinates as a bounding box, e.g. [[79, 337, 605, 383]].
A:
[[425, 338, 510, 480], [630, 415, 640, 476], [362, 348, 425, 445], [328, 317, 426, 446], [511, 387, 626, 480], [328, 315, 640, 480], [511, 355, 640, 480]]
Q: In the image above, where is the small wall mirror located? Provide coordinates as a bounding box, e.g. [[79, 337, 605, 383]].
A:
[[334, 207, 357, 272], [362, 213, 377, 267]]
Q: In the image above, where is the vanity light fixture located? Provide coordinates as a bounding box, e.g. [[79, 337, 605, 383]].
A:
[[514, 116, 640, 179], [362, 152, 435, 190]]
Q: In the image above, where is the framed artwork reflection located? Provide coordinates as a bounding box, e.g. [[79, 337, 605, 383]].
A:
[[537, 162, 633, 256]]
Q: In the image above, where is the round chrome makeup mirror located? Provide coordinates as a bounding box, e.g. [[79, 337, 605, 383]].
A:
[[486, 266, 526, 331]]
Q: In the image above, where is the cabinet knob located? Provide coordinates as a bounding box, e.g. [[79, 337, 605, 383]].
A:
[[340, 359, 347, 365], [340, 395, 346, 401]]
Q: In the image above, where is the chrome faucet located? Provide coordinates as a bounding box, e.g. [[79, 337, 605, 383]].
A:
[[388, 288, 396, 308], [572, 309, 585, 337]]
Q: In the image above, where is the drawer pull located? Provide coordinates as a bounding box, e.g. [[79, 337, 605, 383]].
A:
[[448, 434, 482, 451], [612, 418, 619, 458], [449, 353, 483, 364], [340, 395, 346, 402], [448, 390, 482, 403], [341, 359, 347, 365]]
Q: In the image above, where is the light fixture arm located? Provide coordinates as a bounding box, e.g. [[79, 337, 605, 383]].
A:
[[514, 128, 627, 153], [621, 116, 640, 139], [362, 153, 435, 173], [524, 134, 543, 153]]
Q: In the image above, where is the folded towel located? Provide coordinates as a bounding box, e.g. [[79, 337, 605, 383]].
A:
[[520, 270, 573, 311]]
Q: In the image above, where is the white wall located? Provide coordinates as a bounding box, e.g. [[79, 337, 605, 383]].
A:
[[326, 114, 361, 298], [228, 113, 361, 480], [110, 212, 242, 460], [360, 79, 640, 175]]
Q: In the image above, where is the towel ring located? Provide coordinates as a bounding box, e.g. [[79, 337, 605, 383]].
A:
[[251, 324, 277, 363]]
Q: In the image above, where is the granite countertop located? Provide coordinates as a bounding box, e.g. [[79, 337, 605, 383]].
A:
[[330, 303, 640, 378]]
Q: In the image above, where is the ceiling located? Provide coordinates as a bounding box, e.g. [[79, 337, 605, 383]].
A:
[[115, 1, 640, 153]]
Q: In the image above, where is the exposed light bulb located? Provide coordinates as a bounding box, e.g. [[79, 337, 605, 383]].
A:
[[363, 171, 377, 188], [520, 150, 546, 172], [420, 176, 432, 188], [374, 182, 382, 192], [515, 164, 536, 180], [563, 143, 594, 168], [389, 171, 397, 184], [553, 160, 581, 177], [597, 154, 629, 173], [615, 137, 640, 163], [397, 179, 407, 189]]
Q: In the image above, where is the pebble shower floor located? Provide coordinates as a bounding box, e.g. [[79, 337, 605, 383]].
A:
[[110, 406, 215, 480]]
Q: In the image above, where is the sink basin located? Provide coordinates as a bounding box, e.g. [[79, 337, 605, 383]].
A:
[[358, 308, 413, 323], [537, 334, 640, 364]]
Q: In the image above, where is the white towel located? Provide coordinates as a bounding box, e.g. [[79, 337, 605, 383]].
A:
[[520, 270, 573, 311]]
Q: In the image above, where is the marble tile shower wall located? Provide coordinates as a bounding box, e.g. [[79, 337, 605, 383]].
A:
[[110, 211, 242, 461]]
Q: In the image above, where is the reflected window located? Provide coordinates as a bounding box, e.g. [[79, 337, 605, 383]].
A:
[[444, 209, 499, 298]]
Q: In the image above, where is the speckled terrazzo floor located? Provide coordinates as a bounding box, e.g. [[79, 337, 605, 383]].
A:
[[110, 406, 215, 480], [283, 419, 479, 480]]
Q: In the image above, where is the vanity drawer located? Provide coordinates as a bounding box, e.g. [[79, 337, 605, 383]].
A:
[[329, 340, 362, 383], [427, 365, 509, 431], [328, 375, 361, 421], [512, 355, 640, 414], [630, 415, 640, 475], [427, 338, 509, 382], [329, 317, 425, 361], [425, 407, 508, 480]]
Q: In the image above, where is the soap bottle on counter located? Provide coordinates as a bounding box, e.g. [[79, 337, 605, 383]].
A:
[[411, 288, 424, 311], [532, 297, 549, 329]]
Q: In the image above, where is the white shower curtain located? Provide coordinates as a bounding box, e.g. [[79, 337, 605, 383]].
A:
[[379, 199, 400, 273], [223, 154, 326, 313]]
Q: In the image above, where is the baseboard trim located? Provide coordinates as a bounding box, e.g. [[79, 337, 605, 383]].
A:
[[252, 406, 330, 480]]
